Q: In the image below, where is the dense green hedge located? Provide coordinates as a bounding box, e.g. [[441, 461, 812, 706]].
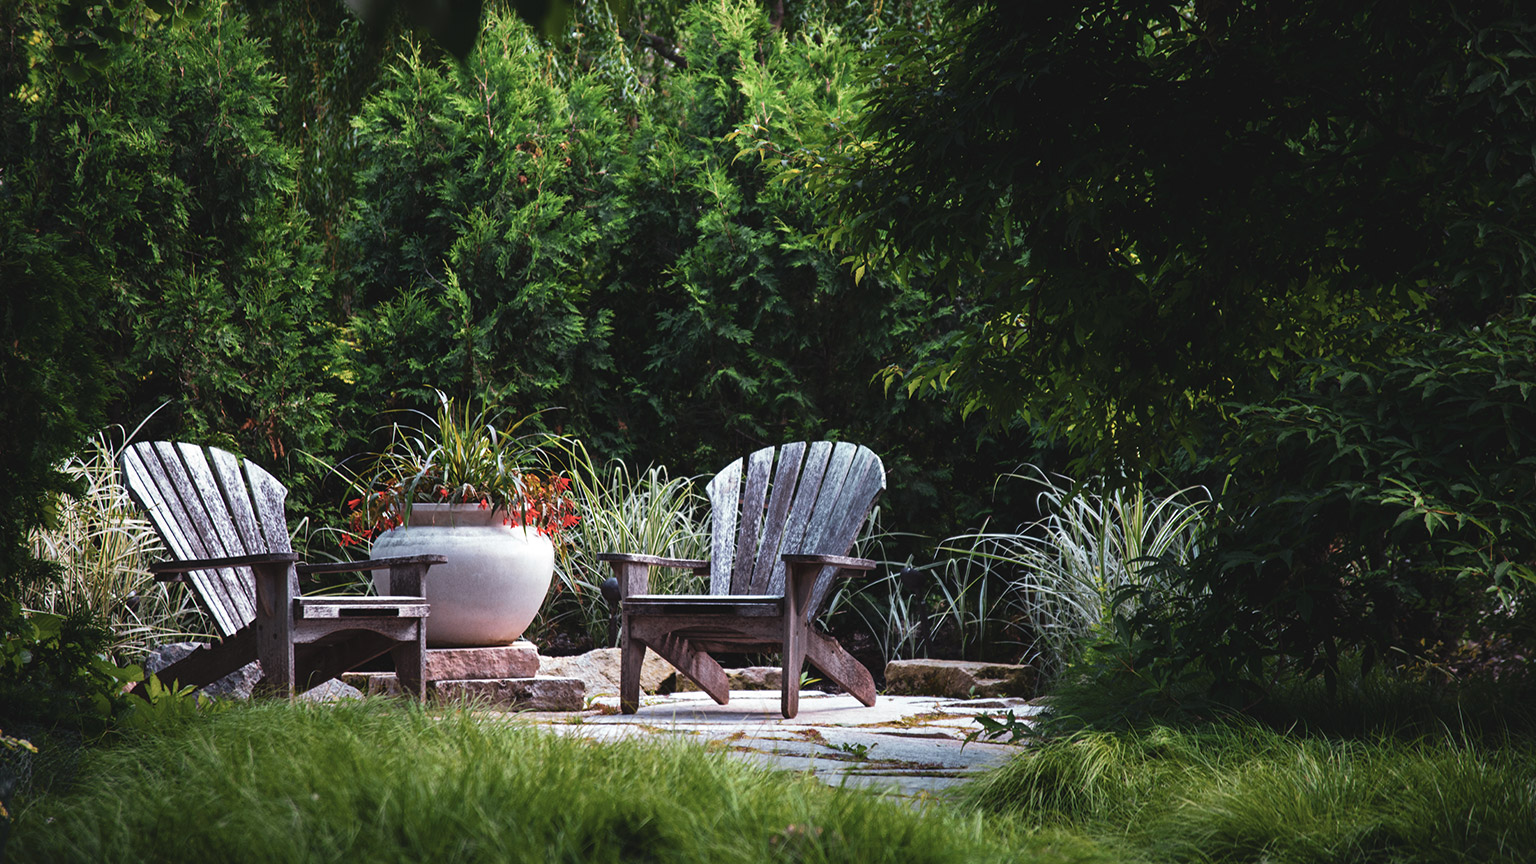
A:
[[5, 0, 1034, 566], [335, 1, 1024, 528]]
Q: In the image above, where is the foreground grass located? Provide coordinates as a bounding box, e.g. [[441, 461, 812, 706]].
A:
[[958, 722, 1536, 864], [8, 700, 1105, 864]]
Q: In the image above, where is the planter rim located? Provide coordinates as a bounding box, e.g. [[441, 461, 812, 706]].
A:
[[392, 502, 532, 531]]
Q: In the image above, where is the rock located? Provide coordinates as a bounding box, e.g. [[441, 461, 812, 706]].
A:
[[424, 643, 540, 680], [538, 648, 676, 696], [341, 671, 404, 698], [144, 641, 261, 700], [433, 677, 585, 711], [883, 658, 1036, 699], [298, 679, 363, 702], [675, 666, 782, 692]]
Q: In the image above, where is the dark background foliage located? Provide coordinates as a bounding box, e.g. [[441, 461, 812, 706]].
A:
[[5, 0, 1535, 728]]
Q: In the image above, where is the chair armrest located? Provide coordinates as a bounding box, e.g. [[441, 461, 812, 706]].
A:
[[780, 553, 877, 574], [597, 553, 710, 599], [297, 555, 447, 576], [596, 553, 709, 573], [150, 552, 300, 580], [298, 555, 445, 597]]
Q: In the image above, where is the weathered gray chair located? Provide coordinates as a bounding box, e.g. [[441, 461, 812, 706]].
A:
[[600, 441, 885, 718], [121, 441, 445, 698]]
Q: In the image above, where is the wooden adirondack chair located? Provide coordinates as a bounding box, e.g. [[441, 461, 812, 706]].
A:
[[120, 442, 446, 699], [599, 441, 886, 718]]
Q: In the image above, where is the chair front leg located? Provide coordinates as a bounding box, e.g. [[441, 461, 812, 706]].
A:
[[607, 558, 653, 713], [251, 561, 298, 699], [781, 560, 820, 719], [392, 625, 427, 700]]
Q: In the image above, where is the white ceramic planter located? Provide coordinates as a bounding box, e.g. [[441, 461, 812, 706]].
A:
[[369, 503, 554, 648]]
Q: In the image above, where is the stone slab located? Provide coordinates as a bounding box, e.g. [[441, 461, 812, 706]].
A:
[[425, 642, 540, 681], [340, 671, 403, 697], [433, 676, 585, 711], [883, 658, 1036, 699]]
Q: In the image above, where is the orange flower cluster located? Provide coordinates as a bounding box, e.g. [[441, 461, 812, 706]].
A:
[[341, 473, 579, 545], [505, 473, 580, 538]]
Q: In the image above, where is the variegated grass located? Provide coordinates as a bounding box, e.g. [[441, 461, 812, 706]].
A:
[[533, 443, 710, 647], [944, 467, 1212, 680], [23, 429, 207, 661], [828, 468, 1212, 676]]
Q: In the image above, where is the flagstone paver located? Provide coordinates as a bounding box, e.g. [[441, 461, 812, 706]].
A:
[[503, 690, 1043, 800]]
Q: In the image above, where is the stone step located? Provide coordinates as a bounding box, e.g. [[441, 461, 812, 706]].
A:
[[423, 641, 540, 680], [341, 670, 585, 711], [432, 676, 585, 711], [673, 665, 782, 693]]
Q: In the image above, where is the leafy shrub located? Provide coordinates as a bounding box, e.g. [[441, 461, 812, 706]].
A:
[[1104, 301, 1536, 707], [336, 0, 1034, 556]]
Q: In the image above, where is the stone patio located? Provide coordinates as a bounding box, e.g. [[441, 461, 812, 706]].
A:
[[505, 690, 1042, 801], [336, 644, 1040, 800]]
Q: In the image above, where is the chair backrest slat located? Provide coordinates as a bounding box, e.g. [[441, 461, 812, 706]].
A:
[[776, 441, 834, 574], [807, 450, 886, 613], [120, 442, 290, 637], [166, 444, 262, 630], [728, 447, 777, 594], [707, 458, 743, 595], [704, 442, 884, 613], [125, 443, 248, 636], [208, 446, 265, 554], [747, 442, 807, 595], [797, 441, 858, 555]]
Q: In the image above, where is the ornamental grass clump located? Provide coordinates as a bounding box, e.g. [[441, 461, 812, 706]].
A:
[[535, 444, 710, 646], [23, 428, 204, 660], [945, 468, 1212, 680], [345, 390, 578, 545], [958, 722, 1536, 864]]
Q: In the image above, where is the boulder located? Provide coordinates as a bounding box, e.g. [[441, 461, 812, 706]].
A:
[[883, 658, 1036, 699], [144, 641, 261, 700], [538, 648, 677, 696], [297, 678, 364, 702]]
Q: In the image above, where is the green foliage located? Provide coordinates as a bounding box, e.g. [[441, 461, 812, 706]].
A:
[[339, 0, 1033, 548], [1102, 301, 1536, 705], [11, 0, 341, 498], [10, 701, 1041, 863], [1, 0, 115, 739], [116, 673, 229, 735], [344, 389, 572, 540], [965, 710, 1032, 747], [819, 1, 1536, 471], [341, 12, 622, 411], [959, 723, 1536, 864], [0, 604, 135, 731]]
